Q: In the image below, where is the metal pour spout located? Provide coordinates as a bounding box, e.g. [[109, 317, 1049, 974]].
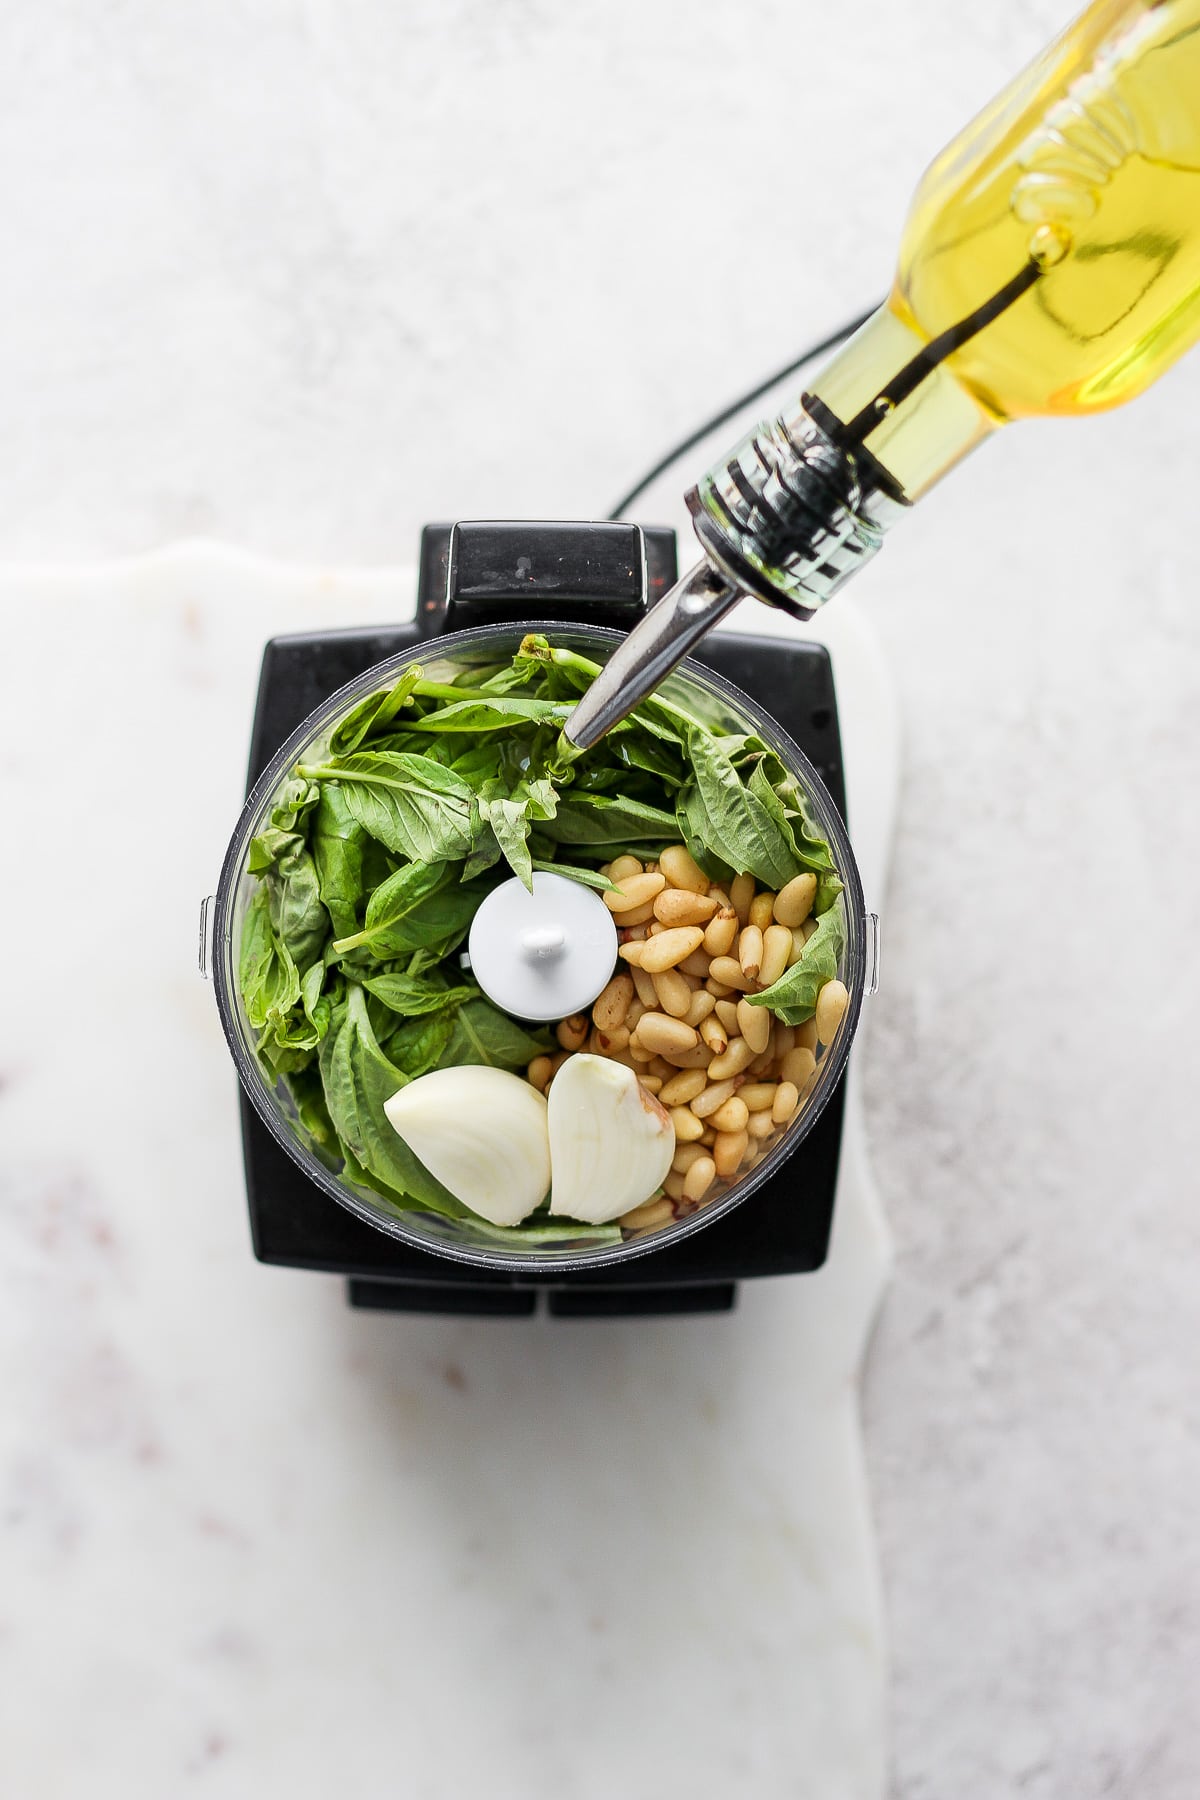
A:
[[561, 558, 740, 750], [562, 394, 903, 750]]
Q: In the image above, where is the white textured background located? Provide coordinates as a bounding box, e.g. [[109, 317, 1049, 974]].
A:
[[1, 3, 1197, 1797]]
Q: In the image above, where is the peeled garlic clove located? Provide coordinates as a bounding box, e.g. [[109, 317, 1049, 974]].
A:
[[548, 1053, 674, 1225], [383, 1066, 549, 1227]]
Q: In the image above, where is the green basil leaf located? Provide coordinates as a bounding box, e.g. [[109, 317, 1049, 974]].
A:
[[266, 841, 328, 971], [746, 902, 847, 1025], [436, 998, 552, 1072], [288, 1065, 339, 1153], [404, 696, 568, 734], [328, 666, 421, 756], [311, 784, 367, 941], [248, 826, 300, 873], [451, 743, 504, 785], [331, 860, 452, 955], [362, 970, 476, 1017], [318, 986, 467, 1216], [540, 793, 680, 847], [530, 858, 614, 892], [466, 1220, 624, 1248], [269, 777, 320, 833], [678, 729, 804, 889], [301, 753, 475, 862], [239, 888, 301, 1031], [384, 1010, 458, 1079], [333, 864, 489, 960], [478, 782, 534, 889]]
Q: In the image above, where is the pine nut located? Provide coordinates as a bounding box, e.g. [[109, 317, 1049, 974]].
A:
[[773, 873, 817, 929], [748, 1110, 776, 1140], [739, 1082, 777, 1112], [815, 979, 849, 1045], [759, 924, 792, 989], [780, 1046, 817, 1089], [654, 888, 718, 926], [685, 990, 716, 1029], [699, 1014, 728, 1055], [634, 1013, 699, 1056], [703, 908, 738, 957], [795, 1020, 818, 1054], [594, 1024, 630, 1055], [608, 854, 643, 883], [711, 1095, 750, 1134], [640, 927, 705, 973], [738, 925, 763, 979], [678, 949, 712, 979], [660, 1068, 707, 1107], [663, 1171, 687, 1202], [626, 998, 645, 1029], [772, 1080, 800, 1123], [749, 1045, 776, 1077], [556, 1014, 588, 1051], [526, 1055, 554, 1092], [802, 918, 818, 943], [628, 1040, 654, 1063], [660, 1041, 714, 1069], [639, 1076, 663, 1095], [652, 967, 693, 1018], [648, 1057, 675, 1081], [613, 900, 657, 926], [714, 999, 740, 1035], [630, 964, 658, 1010], [736, 997, 771, 1055], [707, 1036, 757, 1080], [683, 1155, 717, 1203], [775, 1025, 795, 1057], [691, 1078, 737, 1119], [592, 974, 634, 1031], [705, 978, 734, 998], [730, 873, 756, 924], [713, 1129, 749, 1179], [618, 940, 645, 967], [604, 871, 666, 914], [749, 891, 776, 932], [709, 887, 731, 910], [659, 845, 709, 893], [620, 1195, 674, 1230], [671, 1141, 709, 1173], [787, 929, 806, 968], [707, 956, 755, 992], [670, 1105, 705, 1142]]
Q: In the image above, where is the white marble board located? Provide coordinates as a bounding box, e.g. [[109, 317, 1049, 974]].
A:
[[0, 547, 895, 1799]]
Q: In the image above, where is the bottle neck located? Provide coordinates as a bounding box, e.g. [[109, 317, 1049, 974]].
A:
[[813, 299, 1000, 500], [687, 300, 1001, 618]]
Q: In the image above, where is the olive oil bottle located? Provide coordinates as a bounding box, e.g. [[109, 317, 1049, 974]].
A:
[[814, 0, 1200, 503], [565, 1, 1200, 748]]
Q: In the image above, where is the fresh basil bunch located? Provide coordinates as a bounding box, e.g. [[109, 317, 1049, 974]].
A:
[[238, 634, 846, 1228]]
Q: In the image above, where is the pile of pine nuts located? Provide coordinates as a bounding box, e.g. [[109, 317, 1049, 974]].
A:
[[524, 844, 849, 1237]]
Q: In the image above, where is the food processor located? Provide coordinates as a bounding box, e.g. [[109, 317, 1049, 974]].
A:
[[204, 519, 882, 1315]]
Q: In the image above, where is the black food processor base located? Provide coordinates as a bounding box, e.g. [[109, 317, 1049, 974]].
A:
[[240, 522, 848, 1318]]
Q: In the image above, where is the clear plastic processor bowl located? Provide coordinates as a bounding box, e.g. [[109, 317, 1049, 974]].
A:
[[209, 622, 869, 1272]]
